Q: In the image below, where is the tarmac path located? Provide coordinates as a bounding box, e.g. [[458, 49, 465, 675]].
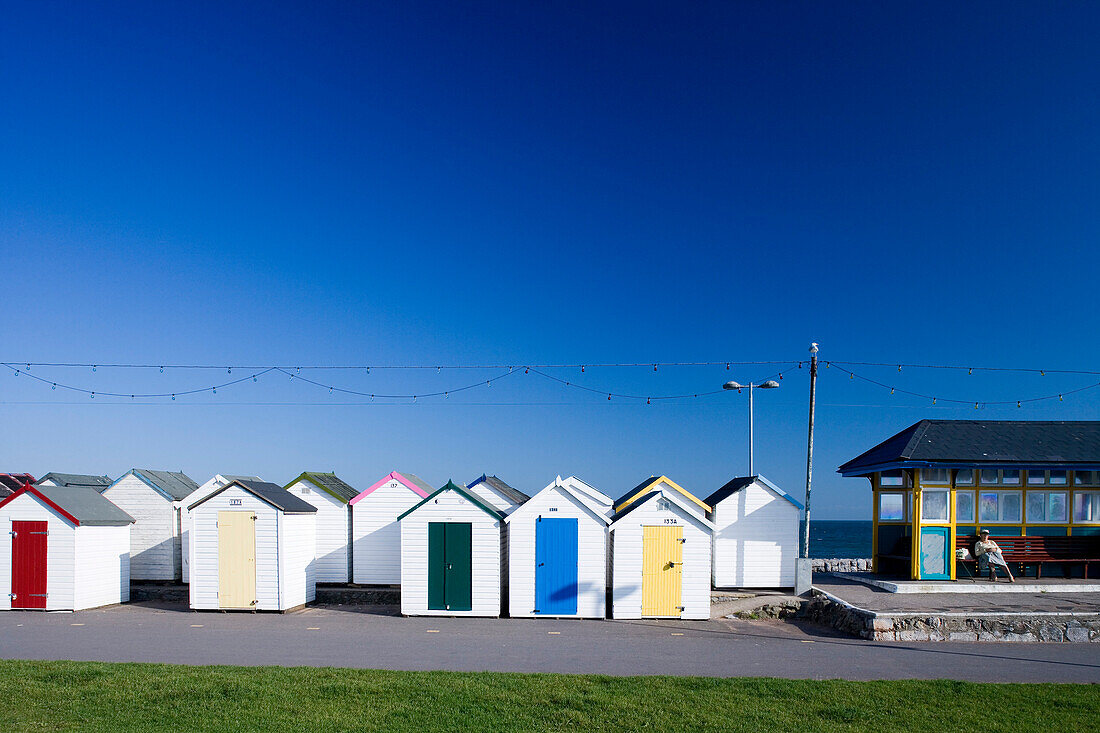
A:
[[0, 600, 1097, 682]]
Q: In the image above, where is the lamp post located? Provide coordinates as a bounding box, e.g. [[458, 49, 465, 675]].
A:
[[722, 379, 780, 476]]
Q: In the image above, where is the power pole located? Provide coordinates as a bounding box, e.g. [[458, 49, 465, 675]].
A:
[[801, 342, 819, 559]]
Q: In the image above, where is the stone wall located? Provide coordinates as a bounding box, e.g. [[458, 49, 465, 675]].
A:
[[804, 592, 1100, 642], [811, 558, 872, 572]]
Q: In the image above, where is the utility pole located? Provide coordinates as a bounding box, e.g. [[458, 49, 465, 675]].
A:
[[801, 342, 819, 559]]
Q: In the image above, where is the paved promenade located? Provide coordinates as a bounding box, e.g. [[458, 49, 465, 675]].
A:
[[814, 574, 1100, 614], [1, 601, 1098, 682]]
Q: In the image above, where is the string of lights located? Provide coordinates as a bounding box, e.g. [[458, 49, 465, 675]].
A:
[[829, 364, 1100, 408], [525, 365, 799, 402], [828, 360, 1100, 376], [3, 357, 1098, 407]]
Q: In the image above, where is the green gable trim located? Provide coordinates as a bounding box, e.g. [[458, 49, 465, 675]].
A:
[[283, 471, 355, 504], [397, 480, 505, 522]]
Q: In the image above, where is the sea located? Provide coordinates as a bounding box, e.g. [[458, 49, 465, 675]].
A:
[[802, 520, 872, 558]]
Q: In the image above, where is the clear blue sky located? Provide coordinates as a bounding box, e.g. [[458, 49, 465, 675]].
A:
[[2, 2, 1098, 518]]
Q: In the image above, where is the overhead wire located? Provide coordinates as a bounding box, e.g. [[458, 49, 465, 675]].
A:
[[828, 363, 1100, 407]]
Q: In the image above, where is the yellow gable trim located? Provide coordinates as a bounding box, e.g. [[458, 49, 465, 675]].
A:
[[615, 476, 711, 513]]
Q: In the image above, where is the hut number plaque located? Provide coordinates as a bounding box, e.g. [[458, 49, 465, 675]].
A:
[[229, 498, 242, 506]]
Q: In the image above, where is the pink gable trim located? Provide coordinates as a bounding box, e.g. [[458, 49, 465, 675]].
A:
[[349, 472, 430, 505]]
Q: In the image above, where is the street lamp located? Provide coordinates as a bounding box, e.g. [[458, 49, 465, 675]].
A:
[[723, 379, 780, 476]]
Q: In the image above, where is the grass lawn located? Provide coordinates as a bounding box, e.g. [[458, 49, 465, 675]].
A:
[[0, 659, 1096, 732]]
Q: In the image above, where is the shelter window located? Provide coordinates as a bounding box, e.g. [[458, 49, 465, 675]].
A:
[[1026, 471, 1047, 485], [1049, 470, 1068, 485], [1073, 491, 1100, 523], [979, 469, 1020, 486], [955, 491, 975, 523], [878, 492, 908, 522], [921, 490, 949, 522], [978, 490, 1022, 523], [922, 468, 950, 485], [879, 470, 908, 488], [1074, 471, 1100, 486], [955, 469, 975, 486], [1026, 491, 1068, 523]]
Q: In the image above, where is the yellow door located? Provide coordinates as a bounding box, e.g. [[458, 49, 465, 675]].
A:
[[642, 526, 682, 616], [218, 511, 256, 609]]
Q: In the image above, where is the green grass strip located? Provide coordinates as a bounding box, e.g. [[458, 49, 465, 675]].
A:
[[0, 659, 1096, 732]]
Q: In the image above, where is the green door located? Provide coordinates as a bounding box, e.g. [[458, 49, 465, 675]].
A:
[[428, 522, 472, 611]]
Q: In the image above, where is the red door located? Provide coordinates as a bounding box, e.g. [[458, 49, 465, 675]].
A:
[[12, 521, 48, 609]]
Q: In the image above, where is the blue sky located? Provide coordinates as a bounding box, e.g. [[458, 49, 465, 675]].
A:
[[2, 2, 1098, 517]]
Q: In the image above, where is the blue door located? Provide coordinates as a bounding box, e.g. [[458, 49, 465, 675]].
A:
[[535, 517, 578, 615], [919, 527, 951, 580]]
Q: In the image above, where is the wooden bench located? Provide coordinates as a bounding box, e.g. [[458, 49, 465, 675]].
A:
[[955, 535, 1100, 579]]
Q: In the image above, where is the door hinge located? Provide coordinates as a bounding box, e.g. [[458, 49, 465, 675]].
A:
[[30, 531, 48, 536], [30, 594, 47, 598]]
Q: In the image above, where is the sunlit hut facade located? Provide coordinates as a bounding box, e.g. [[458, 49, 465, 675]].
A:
[[839, 420, 1100, 580]]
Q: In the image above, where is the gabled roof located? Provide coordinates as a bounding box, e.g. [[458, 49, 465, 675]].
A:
[[349, 471, 433, 504], [0, 484, 135, 526], [560, 475, 613, 507], [468, 475, 530, 506], [703, 475, 804, 511], [114, 469, 199, 502], [614, 475, 710, 513], [285, 472, 359, 503], [609, 489, 715, 530], [36, 472, 112, 489], [189, 480, 318, 513], [0, 473, 35, 497], [505, 478, 611, 525], [397, 480, 506, 522], [838, 420, 1100, 476]]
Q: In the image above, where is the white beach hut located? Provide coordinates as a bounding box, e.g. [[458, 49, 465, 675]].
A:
[[100, 469, 198, 581], [283, 472, 359, 584], [609, 478, 714, 620], [398, 480, 506, 616], [188, 480, 317, 611], [466, 474, 530, 516], [180, 474, 263, 583], [0, 483, 134, 611], [705, 475, 803, 589], [349, 471, 432, 585], [506, 477, 610, 618]]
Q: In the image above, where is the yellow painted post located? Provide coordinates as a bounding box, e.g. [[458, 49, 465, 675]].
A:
[[910, 469, 921, 580], [949, 480, 957, 581]]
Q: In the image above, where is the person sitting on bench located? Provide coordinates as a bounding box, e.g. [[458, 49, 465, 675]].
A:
[[975, 529, 1015, 582]]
